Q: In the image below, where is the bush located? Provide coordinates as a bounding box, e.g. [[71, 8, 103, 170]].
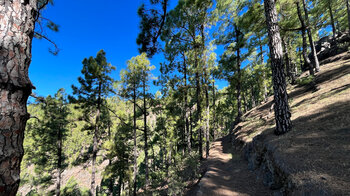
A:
[[296, 75, 314, 86], [167, 152, 200, 196], [61, 177, 90, 196]]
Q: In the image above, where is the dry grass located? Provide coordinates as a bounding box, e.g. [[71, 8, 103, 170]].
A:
[[233, 52, 350, 194]]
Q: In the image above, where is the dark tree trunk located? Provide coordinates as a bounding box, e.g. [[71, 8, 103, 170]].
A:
[[0, 1, 36, 195], [205, 79, 210, 159], [107, 123, 113, 196], [264, 0, 292, 135], [143, 79, 149, 189], [242, 91, 247, 113], [259, 37, 264, 64], [118, 174, 123, 196], [211, 81, 216, 141], [196, 65, 203, 160], [56, 125, 63, 196], [296, 2, 314, 75], [190, 109, 193, 148], [282, 37, 293, 82], [234, 25, 242, 125], [347, 0, 350, 32], [261, 40, 268, 102], [251, 89, 256, 108], [183, 55, 191, 153], [328, 1, 336, 38], [302, 0, 320, 72], [91, 82, 102, 196], [133, 87, 137, 196]]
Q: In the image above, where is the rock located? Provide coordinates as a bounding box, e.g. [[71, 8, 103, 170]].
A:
[[309, 31, 350, 63]]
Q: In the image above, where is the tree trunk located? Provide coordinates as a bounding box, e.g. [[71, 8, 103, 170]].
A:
[[107, 123, 113, 196], [196, 66, 203, 160], [91, 120, 98, 196], [118, 174, 123, 196], [234, 25, 242, 125], [190, 109, 193, 148], [133, 87, 137, 196], [0, 1, 36, 194], [259, 37, 264, 64], [347, 0, 350, 32], [242, 91, 247, 113], [183, 55, 191, 153], [302, 0, 320, 72], [205, 79, 210, 159], [251, 89, 256, 108], [91, 83, 102, 196], [296, 1, 314, 75], [56, 125, 63, 196], [211, 81, 216, 141], [264, 80, 268, 102], [282, 37, 293, 82], [328, 1, 336, 38], [143, 79, 149, 189], [264, 0, 292, 135]]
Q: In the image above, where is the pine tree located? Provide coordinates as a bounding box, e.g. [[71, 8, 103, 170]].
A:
[[70, 50, 115, 196], [302, 0, 320, 72], [137, 0, 169, 57], [264, 0, 292, 135], [119, 53, 154, 194], [29, 89, 69, 196]]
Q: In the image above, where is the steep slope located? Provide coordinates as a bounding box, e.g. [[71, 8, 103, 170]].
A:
[[233, 52, 350, 195]]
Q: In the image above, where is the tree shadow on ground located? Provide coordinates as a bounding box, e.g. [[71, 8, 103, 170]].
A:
[[290, 63, 349, 99], [266, 100, 350, 194], [292, 83, 350, 109]]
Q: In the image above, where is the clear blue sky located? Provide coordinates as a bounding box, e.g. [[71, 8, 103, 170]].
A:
[[30, 0, 228, 98]]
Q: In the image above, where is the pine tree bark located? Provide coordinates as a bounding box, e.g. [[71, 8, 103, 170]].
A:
[[56, 125, 63, 196], [205, 79, 210, 159], [107, 123, 114, 196], [183, 56, 191, 153], [282, 37, 293, 82], [264, 0, 292, 135], [234, 25, 242, 125], [0, 1, 37, 195], [143, 78, 149, 189], [91, 82, 102, 196], [195, 64, 202, 160], [302, 0, 320, 72], [259, 37, 264, 64], [133, 87, 137, 196], [251, 89, 256, 108], [328, 0, 336, 38], [211, 81, 216, 141], [296, 1, 314, 75], [347, 0, 350, 32]]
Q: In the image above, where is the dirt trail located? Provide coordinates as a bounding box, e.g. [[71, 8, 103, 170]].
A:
[[189, 136, 272, 196]]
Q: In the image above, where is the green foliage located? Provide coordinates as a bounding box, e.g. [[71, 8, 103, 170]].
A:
[[296, 75, 315, 86], [22, 89, 69, 192], [61, 177, 89, 196], [137, 0, 168, 57], [167, 152, 200, 195]]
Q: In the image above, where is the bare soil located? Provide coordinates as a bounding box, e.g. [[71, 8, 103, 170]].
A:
[[233, 52, 350, 194], [186, 136, 272, 196]]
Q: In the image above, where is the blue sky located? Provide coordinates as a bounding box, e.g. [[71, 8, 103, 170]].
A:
[[31, 0, 168, 97], [30, 0, 228, 98]]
